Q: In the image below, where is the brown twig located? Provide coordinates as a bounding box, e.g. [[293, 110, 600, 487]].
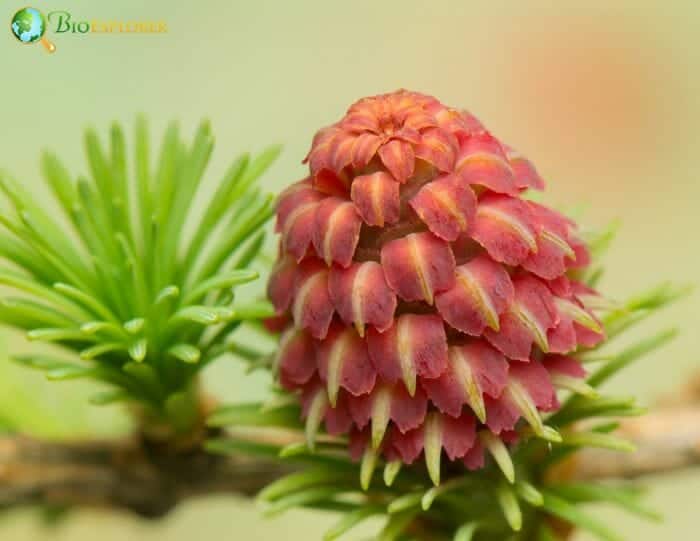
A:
[[0, 433, 292, 518], [0, 380, 699, 518], [556, 405, 700, 481], [548, 374, 700, 482]]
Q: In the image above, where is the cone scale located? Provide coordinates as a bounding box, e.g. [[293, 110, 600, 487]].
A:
[[268, 90, 604, 483]]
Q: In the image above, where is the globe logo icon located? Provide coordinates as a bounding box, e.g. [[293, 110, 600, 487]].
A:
[[10, 7, 55, 52]]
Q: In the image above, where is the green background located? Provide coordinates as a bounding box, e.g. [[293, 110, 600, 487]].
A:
[[1, 1, 698, 539]]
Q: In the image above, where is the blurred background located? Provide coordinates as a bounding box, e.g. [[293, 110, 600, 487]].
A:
[[1, 0, 698, 539]]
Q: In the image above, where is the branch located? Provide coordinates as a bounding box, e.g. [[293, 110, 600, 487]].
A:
[[1, 376, 699, 518], [555, 405, 700, 480], [552, 372, 700, 481], [0, 433, 292, 518]]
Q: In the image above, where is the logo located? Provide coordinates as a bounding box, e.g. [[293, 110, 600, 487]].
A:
[[10, 7, 168, 53], [10, 7, 55, 52]]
